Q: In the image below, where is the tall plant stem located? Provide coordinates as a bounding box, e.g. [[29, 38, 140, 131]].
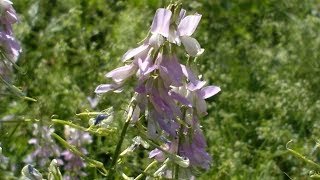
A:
[[174, 108, 186, 180], [107, 106, 134, 179]]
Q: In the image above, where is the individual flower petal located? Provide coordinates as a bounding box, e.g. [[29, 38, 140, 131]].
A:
[[122, 44, 149, 62], [178, 9, 187, 25], [150, 8, 172, 38], [137, 56, 157, 75], [179, 131, 212, 170], [149, 148, 166, 161], [177, 14, 202, 36], [148, 33, 164, 49], [181, 36, 204, 57], [136, 93, 148, 111], [0, 32, 21, 62], [106, 63, 137, 83], [6, 9, 18, 23], [169, 91, 192, 107], [131, 106, 141, 123], [168, 29, 180, 45], [147, 111, 158, 138], [159, 55, 183, 87], [196, 97, 207, 116], [94, 84, 122, 94], [181, 65, 206, 91], [198, 85, 221, 99], [187, 81, 206, 92], [150, 88, 172, 117]]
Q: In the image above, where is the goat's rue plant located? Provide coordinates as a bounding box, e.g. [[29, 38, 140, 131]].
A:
[[93, 3, 221, 179], [17, 2, 220, 179]]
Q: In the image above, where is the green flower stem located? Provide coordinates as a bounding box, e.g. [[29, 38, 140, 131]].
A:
[[52, 119, 87, 131], [174, 125, 183, 180], [76, 112, 107, 117], [136, 122, 189, 168], [134, 160, 158, 180], [286, 140, 320, 170], [52, 119, 115, 136], [107, 105, 134, 180], [0, 75, 36, 101], [52, 132, 108, 176]]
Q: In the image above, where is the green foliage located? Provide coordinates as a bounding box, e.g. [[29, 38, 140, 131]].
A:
[[1, 0, 320, 179]]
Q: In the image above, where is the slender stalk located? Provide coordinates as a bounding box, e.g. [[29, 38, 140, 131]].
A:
[[52, 132, 108, 175], [174, 125, 183, 180], [174, 108, 187, 179], [107, 105, 134, 179], [286, 140, 320, 170], [134, 160, 158, 180], [52, 119, 87, 131]]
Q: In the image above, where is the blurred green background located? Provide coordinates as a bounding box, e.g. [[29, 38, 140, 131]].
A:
[[1, 0, 320, 179]]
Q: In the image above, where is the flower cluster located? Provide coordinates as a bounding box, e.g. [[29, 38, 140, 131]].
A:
[[96, 4, 220, 178], [0, 0, 21, 89], [25, 124, 62, 167], [0, 0, 21, 62]]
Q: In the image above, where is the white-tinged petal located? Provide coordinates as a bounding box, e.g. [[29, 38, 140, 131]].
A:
[[178, 9, 187, 25], [94, 84, 122, 94], [178, 13, 202, 36], [187, 81, 206, 91], [122, 44, 149, 62], [150, 8, 172, 38], [196, 97, 207, 116], [0, 0, 13, 9], [199, 86, 221, 99], [169, 91, 192, 107], [181, 65, 206, 91], [131, 106, 141, 123], [148, 33, 164, 48], [106, 63, 137, 83], [181, 36, 204, 57], [168, 28, 181, 45]]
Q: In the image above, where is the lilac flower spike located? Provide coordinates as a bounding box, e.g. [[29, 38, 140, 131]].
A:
[[96, 5, 221, 178]]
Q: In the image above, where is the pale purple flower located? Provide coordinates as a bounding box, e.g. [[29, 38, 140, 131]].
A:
[[122, 8, 172, 63], [179, 130, 212, 170], [0, 0, 18, 35], [179, 65, 221, 116], [0, 0, 21, 62], [169, 9, 204, 57], [158, 55, 183, 87], [151, 8, 172, 38], [149, 129, 211, 176]]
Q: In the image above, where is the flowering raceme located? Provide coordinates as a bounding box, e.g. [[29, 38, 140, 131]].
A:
[[0, 0, 21, 62], [0, 0, 21, 91], [96, 4, 220, 179]]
